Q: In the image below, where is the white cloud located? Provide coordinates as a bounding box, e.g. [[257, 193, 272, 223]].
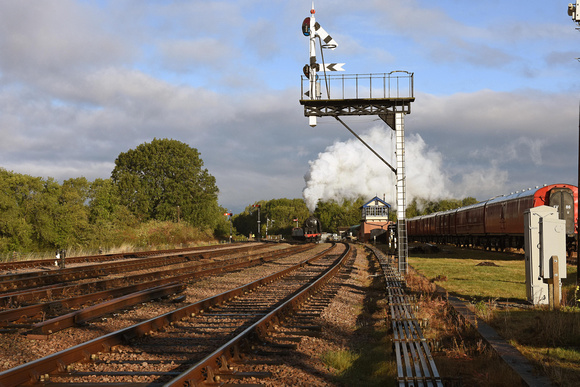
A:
[[157, 38, 239, 72], [453, 164, 509, 200], [0, 1, 577, 214], [0, 1, 132, 79]]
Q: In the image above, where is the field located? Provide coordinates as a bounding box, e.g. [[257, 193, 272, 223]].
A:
[[407, 244, 580, 386], [408, 247, 528, 302]]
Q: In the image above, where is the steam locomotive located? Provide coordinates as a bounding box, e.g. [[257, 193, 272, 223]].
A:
[[292, 216, 322, 242], [407, 183, 578, 255]]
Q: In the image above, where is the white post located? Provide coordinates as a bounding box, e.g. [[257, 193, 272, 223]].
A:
[[308, 4, 318, 127]]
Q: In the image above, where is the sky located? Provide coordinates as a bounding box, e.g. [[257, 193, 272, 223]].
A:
[[0, 0, 579, 214]]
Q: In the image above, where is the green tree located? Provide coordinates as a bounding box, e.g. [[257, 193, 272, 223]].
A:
[[56, 177, 91, 248], [111, 138, 220, 228], [23, 177, 91, 250], [314, 198, 365, 233], [406, 196, 480, 218], [462, 197, 478, 206], [233, 198, 310, 238], [406, 198, 422, 219], [24, 177, 61, 249], [87, 178, 137, 248], [0, 169, 35, 252], [263, 198, 311, 235]]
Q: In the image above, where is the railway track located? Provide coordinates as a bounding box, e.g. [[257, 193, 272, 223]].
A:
[[0, 244, 256, 272], [0, 242, 351, 386], [0, 244, 315, 333]]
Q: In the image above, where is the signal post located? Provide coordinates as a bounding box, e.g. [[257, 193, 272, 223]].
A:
[[299, 4, 414, 273]]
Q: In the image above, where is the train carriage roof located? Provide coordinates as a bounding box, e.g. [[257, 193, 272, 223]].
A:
[[437, 208, 459, 216], [486, 189, 535, 205], [455, 200, 487, 212]]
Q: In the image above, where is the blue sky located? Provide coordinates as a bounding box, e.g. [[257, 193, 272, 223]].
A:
[[0, 1, 578, 214]]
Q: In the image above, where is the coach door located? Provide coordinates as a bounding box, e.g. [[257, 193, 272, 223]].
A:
[[548, 187, 575, 235], [500, 202, 506, 232]]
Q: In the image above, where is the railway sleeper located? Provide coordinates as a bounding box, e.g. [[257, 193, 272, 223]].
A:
[[277, 329, 321, 337], [268, 334, 303, 343], [284, 324, 322, 331], [61, 370, 183, 377], [216, 371, 273, 380], [0, 244, 347, 386], [257, 340, 298, 350]]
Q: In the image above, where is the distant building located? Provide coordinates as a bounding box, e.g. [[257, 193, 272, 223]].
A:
[[359, 196, 392, 242]]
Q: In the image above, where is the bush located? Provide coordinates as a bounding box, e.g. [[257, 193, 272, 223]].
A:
[[121, 220, 216, 249]]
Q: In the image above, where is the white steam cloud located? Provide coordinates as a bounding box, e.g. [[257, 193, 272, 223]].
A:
[[302, 125, 456, 212]]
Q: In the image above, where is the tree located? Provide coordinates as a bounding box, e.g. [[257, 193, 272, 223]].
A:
[[56, 177, 91, 248], [24, 177, 91, 250], [87, 178, 137, 247], [232, 198, 310, 237], [405, 196, 480, 218], [0, 169, 35, 252], [263, 198, 311, 235], [314, 198, 365, 233], [462, 197, 478, 206], [111, 139, 220, 228]]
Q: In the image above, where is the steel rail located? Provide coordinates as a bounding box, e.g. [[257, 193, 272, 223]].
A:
[[0, 245, 315, 327], [0, 245, 313, 334], [27, 283, 187, 336], [164, 242, 352, 386], [24, 245, 315, 335], [0, 255, 196, 292], [0, 244, 272, 292], [0, 243, 335, 386], [0, 243, 260, 272]]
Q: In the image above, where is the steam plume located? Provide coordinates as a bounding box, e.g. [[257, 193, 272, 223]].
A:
[[302, 125, 452, 212]]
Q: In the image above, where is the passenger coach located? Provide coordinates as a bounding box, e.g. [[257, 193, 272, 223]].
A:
[[407, 183, 578, 255]]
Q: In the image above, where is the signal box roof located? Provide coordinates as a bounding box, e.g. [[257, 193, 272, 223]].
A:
[[361, 196, 391, 209]]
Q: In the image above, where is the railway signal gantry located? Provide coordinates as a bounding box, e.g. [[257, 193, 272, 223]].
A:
[[299, 3, 415, 273]]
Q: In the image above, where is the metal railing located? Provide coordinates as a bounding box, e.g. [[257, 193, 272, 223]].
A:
[[300, 71, 414, 101]]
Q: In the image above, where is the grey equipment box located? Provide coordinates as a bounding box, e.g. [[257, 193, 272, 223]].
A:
[[524, 206, 567, 305]]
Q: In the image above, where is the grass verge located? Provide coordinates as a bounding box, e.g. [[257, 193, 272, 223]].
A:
[[492, 308, 580, 386], [408, 246, 527, 302], [405, 243, 580, 386]]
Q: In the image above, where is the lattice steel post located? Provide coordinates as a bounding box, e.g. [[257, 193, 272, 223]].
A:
[[395, 112, 408, 274]]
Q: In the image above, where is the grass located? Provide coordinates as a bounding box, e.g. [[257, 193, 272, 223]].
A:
[[324, 326, 397, 386], [408, 245, 579, 305], [0, 220, 221, 263], [405, 243, 580, 386], [492, 308, 580, 386], [408, 251, 527, 302], [320, 349, 359, 373], [321, 325, 398, 386]]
